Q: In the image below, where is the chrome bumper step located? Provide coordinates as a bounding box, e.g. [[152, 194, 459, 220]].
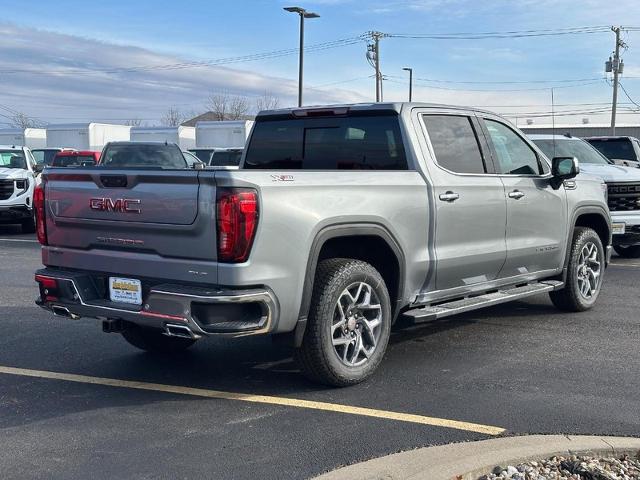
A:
[[403, 280, 564, 322]]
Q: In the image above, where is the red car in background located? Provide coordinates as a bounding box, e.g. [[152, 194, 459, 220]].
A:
[[50, 150, 101, 167]]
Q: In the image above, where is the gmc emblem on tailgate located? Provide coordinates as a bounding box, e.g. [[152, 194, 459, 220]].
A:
[[89, 198, 141, 213]]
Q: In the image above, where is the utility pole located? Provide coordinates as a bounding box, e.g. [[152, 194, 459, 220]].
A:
[[403, 67, 413, 101], [607, 26, 625, 135], [284, 6, 320, 107], [367, 32, 385, 102]]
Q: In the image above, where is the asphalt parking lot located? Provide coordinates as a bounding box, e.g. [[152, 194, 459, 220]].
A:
[[1, 225, 639, 479]]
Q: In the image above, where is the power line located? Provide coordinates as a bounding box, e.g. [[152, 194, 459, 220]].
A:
[[619, 82, 640, 110], [385, 77, 604, 92], [0, 36, 367, 76], [386, 25, 615, 40], [396, 75, 640, 85]]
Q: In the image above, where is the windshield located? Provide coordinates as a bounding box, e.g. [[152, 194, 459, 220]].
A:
[[190, 149, 214, 164], [587, 138, 637, 161], [532, 139, 610, 165], [100, 144, 187, 169], [211, 150, 243, 167], [0, 150, 27, 169], [31, 149, 59, 166], [182, 151, 202, 167]]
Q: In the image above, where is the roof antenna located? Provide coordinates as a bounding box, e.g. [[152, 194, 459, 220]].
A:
[[551, 87, 556, 159]]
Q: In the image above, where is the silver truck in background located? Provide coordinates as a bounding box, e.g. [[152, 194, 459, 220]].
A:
[[35, 103, 611, 386], [531, 134, 640, 258]]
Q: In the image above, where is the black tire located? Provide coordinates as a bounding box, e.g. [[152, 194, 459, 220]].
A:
[[295, 258, 392, 387], [549, 227, 604, 312], [613, 245, 640, 258], [21, 215, 36, 234], [121, 323, 196, 353]]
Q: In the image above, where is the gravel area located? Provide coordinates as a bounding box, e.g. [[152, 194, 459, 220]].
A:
[[479, 454, 640, 480]]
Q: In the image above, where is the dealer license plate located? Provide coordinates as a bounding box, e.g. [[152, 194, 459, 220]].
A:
[[109, 277, 142, 305]]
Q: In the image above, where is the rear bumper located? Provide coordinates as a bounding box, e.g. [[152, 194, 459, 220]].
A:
[[35, 268, 279, 338]]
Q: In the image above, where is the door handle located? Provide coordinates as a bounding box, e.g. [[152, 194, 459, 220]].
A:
[[439, 191, 460, 202], [508, 190, 525, 200]]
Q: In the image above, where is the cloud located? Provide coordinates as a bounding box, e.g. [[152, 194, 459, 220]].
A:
[[0, 23, 369, 125]]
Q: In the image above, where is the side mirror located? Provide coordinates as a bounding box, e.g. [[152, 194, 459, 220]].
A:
[[33, 163, 44, 174], [551, 156, 579, 188]]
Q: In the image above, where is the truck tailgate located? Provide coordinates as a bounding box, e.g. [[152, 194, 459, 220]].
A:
[[44, 169, 218, 262]]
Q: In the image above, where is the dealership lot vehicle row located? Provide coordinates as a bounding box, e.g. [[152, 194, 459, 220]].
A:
[[1, 234, 639, 479]]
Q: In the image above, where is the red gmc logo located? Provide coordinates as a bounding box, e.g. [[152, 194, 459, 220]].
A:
[[89, 198, 141, 213]]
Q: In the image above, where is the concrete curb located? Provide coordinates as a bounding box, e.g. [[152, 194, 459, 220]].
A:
[[314, 435, 640, 480]]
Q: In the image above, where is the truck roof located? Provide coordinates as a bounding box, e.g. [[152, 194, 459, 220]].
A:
[[255, 102, 498, 119], [584, 136, 639, 140], [106, 141, 179, 146], [527, 134, 580, 141], [0, 144, 26, 150]]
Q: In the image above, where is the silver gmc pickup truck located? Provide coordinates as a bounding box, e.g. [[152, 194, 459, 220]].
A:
[[35, 103, 611, 386]]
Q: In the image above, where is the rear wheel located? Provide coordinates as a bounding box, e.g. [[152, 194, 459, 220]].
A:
[[21, 214, 36, 234], [549, 227, 604, 312], [295, 259, 392, 387], [121, 323, 195, 353], [613, 245, 640, 258]]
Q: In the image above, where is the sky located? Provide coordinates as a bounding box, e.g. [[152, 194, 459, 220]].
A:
[[0, 0, 639, 127]]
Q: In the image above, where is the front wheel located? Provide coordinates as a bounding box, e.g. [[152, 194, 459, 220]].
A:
[[295, 259, 392, 387], [549, 227, 604, 312], [121, 323, 196, 353], [613, 245, 640, 258]]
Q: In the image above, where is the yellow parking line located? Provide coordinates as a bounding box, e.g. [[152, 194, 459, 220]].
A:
[[0, 365, 504, 436]]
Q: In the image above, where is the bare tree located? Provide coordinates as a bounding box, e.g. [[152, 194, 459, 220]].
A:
[[255, 91, 280, 113], [9, 112, 41, 129], [124, 118, 144, 127], [160, 107, 184, 127], [228, 95, 249, 120], [206, 92, 249, 121]]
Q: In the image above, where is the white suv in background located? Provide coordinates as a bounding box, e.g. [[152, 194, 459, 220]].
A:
[[530, 134, 640, 258], [0, 145, 39, 233]]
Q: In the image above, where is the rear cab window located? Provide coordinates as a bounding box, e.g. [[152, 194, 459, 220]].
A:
[[244, 113, 408, 170], [101, 144, 187, 169]]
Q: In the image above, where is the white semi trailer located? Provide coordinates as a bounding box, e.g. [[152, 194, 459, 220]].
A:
[[0, 128, 47, 149], [130, 126, 196, 150], [46, 123, 131, 150], [195, 121, 254, 148]]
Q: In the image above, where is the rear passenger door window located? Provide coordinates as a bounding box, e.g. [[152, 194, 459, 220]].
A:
[[483, 120, 545, 175], [422, 115, 487, 174]]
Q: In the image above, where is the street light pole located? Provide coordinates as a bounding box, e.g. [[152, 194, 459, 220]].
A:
[[284, 6, 320, 107], [403, 67, 413, 102]]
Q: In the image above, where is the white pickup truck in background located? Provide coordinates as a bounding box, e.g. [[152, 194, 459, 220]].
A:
[[0, 145, 39, 232]]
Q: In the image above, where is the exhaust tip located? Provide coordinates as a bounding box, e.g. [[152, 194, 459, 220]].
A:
[[52, 305, 71, 317], [164, 324, 197, 340], [51, 305, 80, 320]]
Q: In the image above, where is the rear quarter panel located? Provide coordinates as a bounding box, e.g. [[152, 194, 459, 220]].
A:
[[214, 169, 430, 332]]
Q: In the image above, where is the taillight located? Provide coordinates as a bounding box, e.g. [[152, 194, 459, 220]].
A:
[[216, 188, 259, 263], [35, 274, 58, 301], [34, 183, 47, 245]]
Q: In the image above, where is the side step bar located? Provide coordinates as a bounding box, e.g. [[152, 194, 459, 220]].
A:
[[403, 280, 564, 322]]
